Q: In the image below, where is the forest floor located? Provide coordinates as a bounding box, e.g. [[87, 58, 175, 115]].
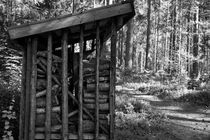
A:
[[115, 74, 210, 140]]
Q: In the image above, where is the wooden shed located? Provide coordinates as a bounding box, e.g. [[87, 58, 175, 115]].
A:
[[8, 1, 135, 140]]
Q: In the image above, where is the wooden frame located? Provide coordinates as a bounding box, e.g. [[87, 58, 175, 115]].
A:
[[8, 1, 135, 140], [45, 33, 52, 140], [109, 19, 117, 140], [78, 25, 84, 140]]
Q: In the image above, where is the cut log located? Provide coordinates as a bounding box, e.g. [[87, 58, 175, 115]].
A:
[[86, 83, 109, 92], [36, 112, 60, 126], [84, 92, 109, 99], [83, 64, 110, 73], [36, 125, 61, 132], [83, 98, 107, 104], [84, 103, 109, 111], [35, 133, 108, 140], [84, 70, 110, 78], [36, 84, 59, 98], [36, 106, 60, 114], [86, 77, 109, 84]]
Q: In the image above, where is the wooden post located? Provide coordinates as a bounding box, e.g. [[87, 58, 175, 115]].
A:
[[62, 31, 69, 140], [110, 19, 117, 140], [95, 22, 100, 140], [24, 38, 32, 140], [45, 33, 52, 140], [78, 25, 84, 140], [19, 46, 27, 140], [29, 38, 38, 140]]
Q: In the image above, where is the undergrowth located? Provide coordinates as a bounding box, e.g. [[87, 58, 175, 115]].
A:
[[115, 93, 166, 139]]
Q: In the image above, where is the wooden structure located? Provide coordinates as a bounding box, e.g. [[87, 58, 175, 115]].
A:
[[8, 1, 135, 140]]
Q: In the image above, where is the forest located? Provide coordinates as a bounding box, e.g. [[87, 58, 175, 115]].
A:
[[0, 0, 210, 140]]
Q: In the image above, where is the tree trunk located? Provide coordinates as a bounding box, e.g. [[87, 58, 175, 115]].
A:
[[124, 19, 133, 70], [190, 4, 199, 79], [145, 0, 151, 70]]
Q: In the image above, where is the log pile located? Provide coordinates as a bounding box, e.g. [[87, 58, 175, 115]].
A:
[[35, 51, 110, 138], [83, 59, 110, 133]]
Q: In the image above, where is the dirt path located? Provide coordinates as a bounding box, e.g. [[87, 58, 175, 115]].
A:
[[116, 85, 210, 140]]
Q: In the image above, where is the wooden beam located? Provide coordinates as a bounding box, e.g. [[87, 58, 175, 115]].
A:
[[8, 2, 134, 39], [109, 19, 117, 140], [78, 25, 84, 140], [29, 38, 38, 140], [51, 74, 109, 134], [62, 31, 69, 140], [19, 46, 27, 140], [45, 33, 52, 140], [35, 133, 108, 140], [24, 38, 32, 140], [95, 22, 100, 140]]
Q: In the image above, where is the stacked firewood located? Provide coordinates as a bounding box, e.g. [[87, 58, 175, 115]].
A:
[[35, 51, 110, 135], [83, 59, 110, 133], [36, 51, 62, 129]]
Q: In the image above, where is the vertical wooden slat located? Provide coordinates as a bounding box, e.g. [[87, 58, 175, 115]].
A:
[[62, 31, 69, 140], [19, 46, 27, 140], [78, 25, 84, 140], [29, 38, 38, 140], [45, 34, 52, 140], [24, 38, 32, 140], [95, 22, 100, 140], [110, 19, 117, 140]]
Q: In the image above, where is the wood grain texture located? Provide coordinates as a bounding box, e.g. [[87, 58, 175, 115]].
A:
[[8, 3, 133, 39], [29, 38, 38, 140], [110, 19, 117, 140], [45, 33, 52, 140], [24, 38, 32, 140], [78, 25, 84, 140], [19, 46, 26, 140], [95, 22, 100, 140], [62, 31, 69, 140]]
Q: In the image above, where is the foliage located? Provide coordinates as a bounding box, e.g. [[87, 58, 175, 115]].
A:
[[115, 91, 166, 139], [0, 83, 20, 140]]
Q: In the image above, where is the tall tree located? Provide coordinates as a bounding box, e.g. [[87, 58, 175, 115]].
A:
[[190, 1, 199, 79], [124, 19, 133, 70], [145, 0, 151, 70]]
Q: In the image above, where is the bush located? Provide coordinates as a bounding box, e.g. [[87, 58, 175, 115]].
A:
[[0, 83, 20, 140]]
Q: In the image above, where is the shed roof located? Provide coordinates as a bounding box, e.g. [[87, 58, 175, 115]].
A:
[[8, 1, 135, 40]]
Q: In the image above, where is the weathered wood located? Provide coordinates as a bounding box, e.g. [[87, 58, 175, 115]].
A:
[[19, 46, 26, 140], [83, 98, 107, 104], [62, 31, 68, 140], [84, 70, 110, 78], [79, 25, 84, 140], [86, 83, 110, 92], [95, 22, 100, 140], [36, 84, 59, 98], [68, 110, 78, 118], [36, 125, 61, 132], [8, 2, 134, 39], [67, 90, 108, 134], [109, 19, 117, 140], [35, 133, 108, 140], [36, 96, 57, 108], [29, 38, 38, 140], [84, 92, 108, 99], [86, 77, 109, 84], [45, 33, 53, 140], [24, 38, 32, 140], [36, 106, 61, 114], [36, 112, 61, 126], [84, 103, 109, 111]]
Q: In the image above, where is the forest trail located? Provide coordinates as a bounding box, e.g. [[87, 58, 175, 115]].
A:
[[116, 85, 210, 140]]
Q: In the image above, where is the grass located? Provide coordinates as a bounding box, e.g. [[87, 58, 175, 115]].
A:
[[115, 70, 210, 139], [115, 90, 166, 139]]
